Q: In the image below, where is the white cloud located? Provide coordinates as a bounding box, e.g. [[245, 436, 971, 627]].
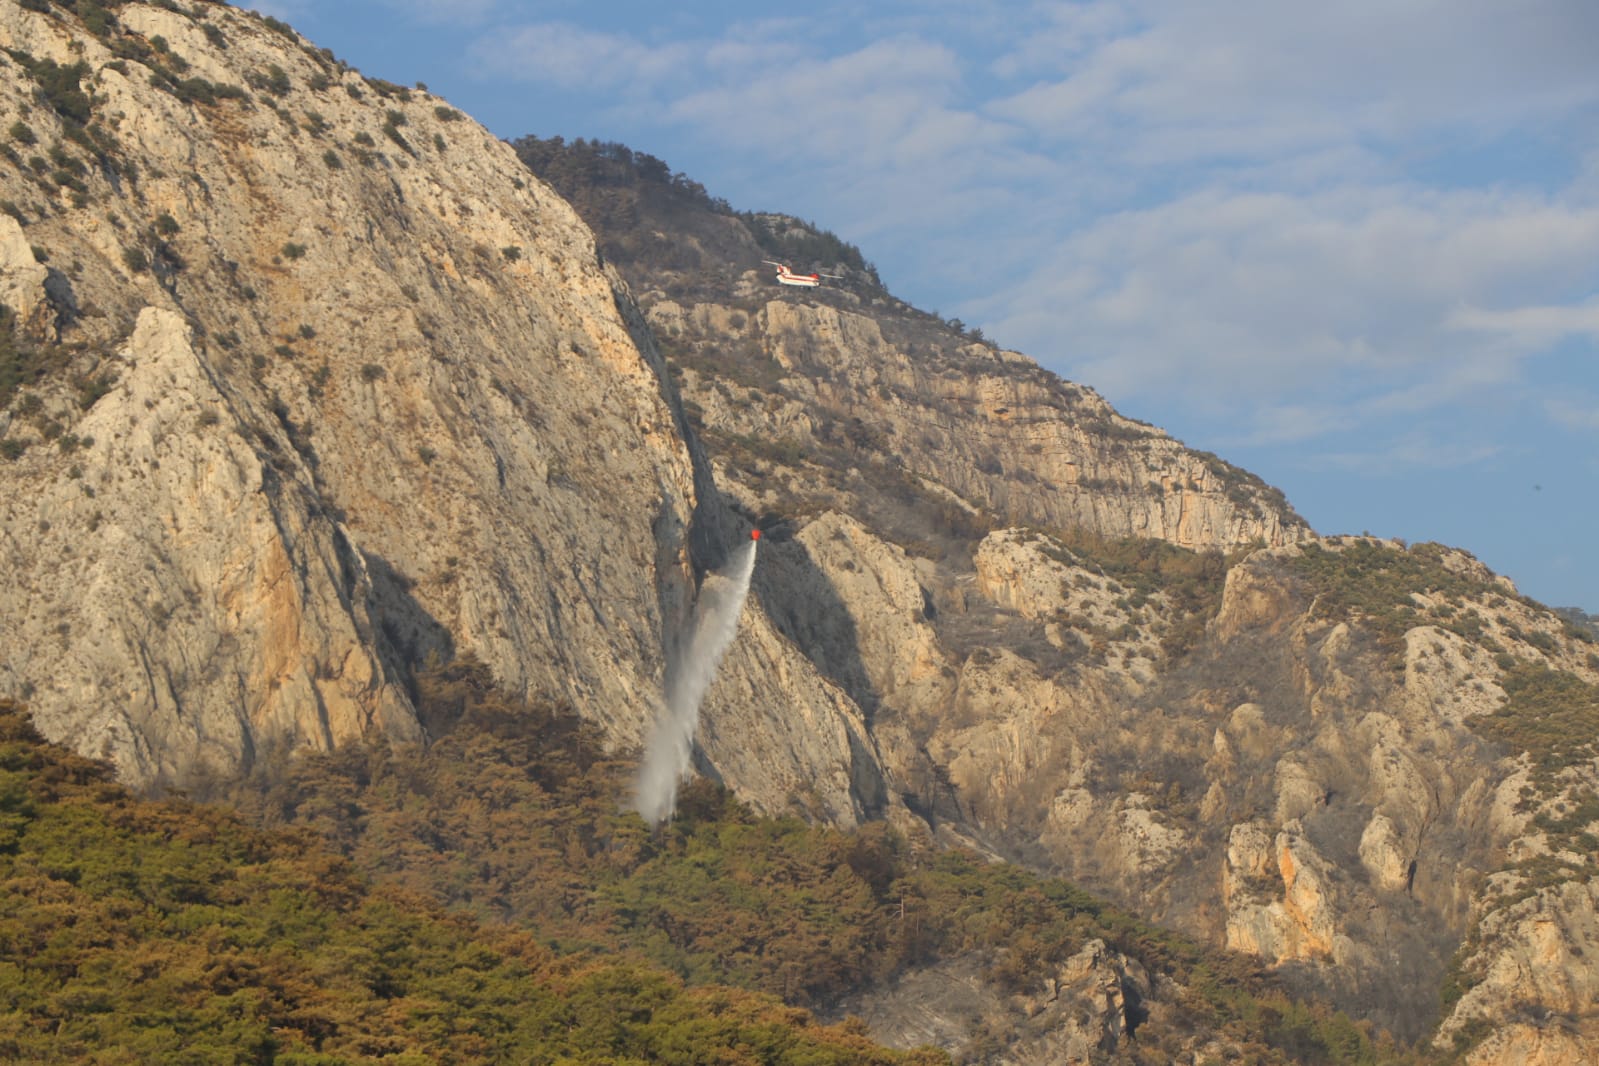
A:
[[984, 183, 1599, 443], [990, 0, 1599, 163], [469, 23, 699, 91], [1233, 403, 1356, 447], [381, 0, 499, 24], [1309, 431, 1504, 475], [1546, 394, 1599, 433], [667, 37, 971, 159], [1447, 300, 1599, 341], [456, 0, 1598, 464]]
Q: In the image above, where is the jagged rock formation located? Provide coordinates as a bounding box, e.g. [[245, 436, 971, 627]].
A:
[[0, 0, 880, 823], [2, 303, 419, 778], [518, 141, 1599, 1059], [652, 293, 1302, 553], [3, 5, 1598, 1062]]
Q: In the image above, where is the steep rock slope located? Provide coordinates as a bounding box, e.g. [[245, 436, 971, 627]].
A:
[[2, 7, 1595, 1060], [520, 140, 1599, 1060], [0, 0, 880, 822]]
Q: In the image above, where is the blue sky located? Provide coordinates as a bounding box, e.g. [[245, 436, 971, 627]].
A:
[[258, 1, 1599, 613]]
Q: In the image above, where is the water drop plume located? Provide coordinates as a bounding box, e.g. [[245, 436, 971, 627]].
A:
[[635, 536, 758, 824]]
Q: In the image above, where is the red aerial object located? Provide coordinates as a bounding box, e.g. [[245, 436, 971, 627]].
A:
[[750, 529, 762, 541]]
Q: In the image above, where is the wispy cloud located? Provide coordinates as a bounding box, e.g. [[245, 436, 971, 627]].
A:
[[990, 0, 1599, 157], [469, 23, 701, 92], [1308, 431, 1505, 476], [1448, 299, 1599, 341], [992, 184, 1599, 408], [377, 0, 499, 24], [1546, 394, 1599, 433], [459, 0, 1599, 465]]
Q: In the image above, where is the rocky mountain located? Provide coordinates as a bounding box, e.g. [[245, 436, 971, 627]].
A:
[[1, 3, 1596, 1062], [0, 0, 880, 830], [515, 139, 1599, 1060]]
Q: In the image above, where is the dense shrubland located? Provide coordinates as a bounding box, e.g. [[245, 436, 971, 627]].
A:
[[0, 698, 944, 1064], [189, 657, 1416, 1065], [513, 135, 881, 290]]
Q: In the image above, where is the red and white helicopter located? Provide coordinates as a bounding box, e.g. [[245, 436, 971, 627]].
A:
[[764, 261, 842, 288]]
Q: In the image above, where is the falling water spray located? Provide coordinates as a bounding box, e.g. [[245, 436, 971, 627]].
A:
[[635, 530, 760, 824]]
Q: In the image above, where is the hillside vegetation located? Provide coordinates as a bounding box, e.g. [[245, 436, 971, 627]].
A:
[[0, 698, 944, 1065], [4, 3, 1596, 1060], [512, 132, 1599, 1059], [194, 658, 1417, 1066]]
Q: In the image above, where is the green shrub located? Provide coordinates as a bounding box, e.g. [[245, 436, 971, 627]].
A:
[[365, 78, 411, 101], [1288, 540, 1507, 651], [263, 64, 291, 96], [162, 76, 244, 106], [74, 372, 115, 410], [260, 13, 297, 38], [1473, 661, 1599, 779], [26, 57, 92, 126], [381, 112, 412, 154], [192, 659, 1402, 1066], [78, 0, 115, 37]]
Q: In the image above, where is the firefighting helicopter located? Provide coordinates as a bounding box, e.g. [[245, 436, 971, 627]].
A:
[[764, 261, 843, 288]]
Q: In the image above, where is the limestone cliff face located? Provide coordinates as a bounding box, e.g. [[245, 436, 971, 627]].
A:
[[1, 304, 417, 780], [522, 132, 1599, 1058], [0, 0, 879, 819], [6, 6, 1597, 1061], [829, 938, 1156, 1066], [653, 295, 1305, 553], [693, 490, 1599, 1055]]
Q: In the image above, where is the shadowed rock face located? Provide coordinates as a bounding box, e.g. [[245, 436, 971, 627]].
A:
[[4, 5, 1598, 1062], [0, 0, 880, 823]]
